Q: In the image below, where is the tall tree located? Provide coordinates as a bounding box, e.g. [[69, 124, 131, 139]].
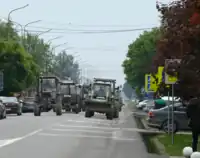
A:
[[0, 21, 39, 95], [154, 0, 200, 100], [122, 28, 161, 88], [23, 33, 53, 73], [52, 51, 80, 82]]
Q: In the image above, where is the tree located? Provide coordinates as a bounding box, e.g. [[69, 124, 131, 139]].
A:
[[52, 51, 80, 82], [0, 21, 39, 95], [122, 82, 134, 99], [154, 0, 200, 100], [122, 28, 161, 88], [23, 33, 53, 73]]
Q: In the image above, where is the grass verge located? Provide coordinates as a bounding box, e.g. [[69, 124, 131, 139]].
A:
[[133, 115, 161, 154], [157, 134, 200, 156]]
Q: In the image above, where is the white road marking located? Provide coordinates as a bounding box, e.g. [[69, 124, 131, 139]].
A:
[[38, 132, 138, 141], [112, 131, 122, 139], [66, 119, 111, 126], [56, 124, 144, 132], [51, 128, 112, 134], [57, 124, 118, 130], [0, 129, 42, 148], [20, 129, 43, 139]]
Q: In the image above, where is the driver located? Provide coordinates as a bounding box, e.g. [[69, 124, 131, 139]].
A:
[[96, 86, 106, 97]]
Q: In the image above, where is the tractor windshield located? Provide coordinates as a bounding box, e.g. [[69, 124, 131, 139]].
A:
[[41, 79, 56, 92], [93, 84, 111, 97], [70, 85, 76, 94], [60, 85, 70, 94]]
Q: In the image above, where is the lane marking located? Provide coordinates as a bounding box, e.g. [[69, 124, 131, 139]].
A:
[[57, 124, 118, 130], [56, 124, 145, 132], [38, 132, 138, 141], [66, 119, 111, 126], [51, 128, 112, 134], [0, 129, 42, 148]]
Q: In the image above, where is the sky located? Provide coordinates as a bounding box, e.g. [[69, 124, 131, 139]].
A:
[[1, 0, 170, 85]]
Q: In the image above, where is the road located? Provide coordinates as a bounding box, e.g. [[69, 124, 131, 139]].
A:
[[0, 106, 149, 158]]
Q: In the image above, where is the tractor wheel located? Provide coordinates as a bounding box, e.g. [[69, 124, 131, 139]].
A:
[[113, 109, 119, 118], [34, 105, 41, 116], [85, 110, 92, 118], [106, 112, 113, 120], [56, 104, 62, 116]]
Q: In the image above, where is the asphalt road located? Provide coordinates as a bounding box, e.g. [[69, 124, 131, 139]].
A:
[[0, 106, 149, 158]]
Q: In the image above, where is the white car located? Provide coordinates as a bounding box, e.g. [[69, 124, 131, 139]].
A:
[[136, 100, 149, 109]]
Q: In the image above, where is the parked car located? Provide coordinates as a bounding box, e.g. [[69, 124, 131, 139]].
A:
[[22, 97, 35, 113], [0, 99, 6, 119], [0, 97, 23, 116], [136, 100, 149, 109], [143, 100, 155, 112], [147, 102, 189, 133]]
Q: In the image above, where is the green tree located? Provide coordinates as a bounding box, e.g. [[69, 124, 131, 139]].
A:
[[122, 28, 161, 88], [0, 21, 39, 95], [23, 33, 53, 73], [52, 51, 80, 82]]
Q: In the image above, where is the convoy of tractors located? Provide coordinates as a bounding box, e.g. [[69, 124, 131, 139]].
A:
[[33, 75, 124, 120]]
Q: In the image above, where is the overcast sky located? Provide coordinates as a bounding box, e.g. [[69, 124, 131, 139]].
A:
[[1, 0, 170, 85]]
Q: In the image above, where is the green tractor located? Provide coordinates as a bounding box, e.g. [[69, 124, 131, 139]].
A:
[[34, 76, 62, 116], [59, 80, 82, 114], [84, 78, 119, 120]]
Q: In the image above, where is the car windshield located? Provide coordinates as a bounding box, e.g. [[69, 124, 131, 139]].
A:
[[24, 97, 34, 102], [0, 97, 18, 102]]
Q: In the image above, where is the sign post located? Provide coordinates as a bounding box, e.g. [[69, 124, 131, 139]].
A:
[[165, 59, 181, 144]]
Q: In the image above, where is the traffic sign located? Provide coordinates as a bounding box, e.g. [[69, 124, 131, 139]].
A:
[[145, 74, 156, 92], [164, 59, 181, 84]]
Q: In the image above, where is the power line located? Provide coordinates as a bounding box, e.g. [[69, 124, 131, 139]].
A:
[[19, 27, 155, 34], [25, 25, 157, 32], [37, 20, 157, 28]]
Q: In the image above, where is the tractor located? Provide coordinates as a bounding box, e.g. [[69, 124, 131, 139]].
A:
[[59, 80, 82, 113], [33, 75, 62, 116], [84, 78, 119, 120]]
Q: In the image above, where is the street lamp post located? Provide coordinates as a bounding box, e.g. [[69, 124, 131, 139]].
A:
[[36, 29, 52, 38], [47, 36, 63, 44], [23, 20, 42, 52], [23, 20, 41, 38], [7, 4, 29, 40], [52, 42, 68, 50]]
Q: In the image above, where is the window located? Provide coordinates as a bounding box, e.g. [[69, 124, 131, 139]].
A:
[[61, 85, 70, 94], [70, 85, 76, 94]]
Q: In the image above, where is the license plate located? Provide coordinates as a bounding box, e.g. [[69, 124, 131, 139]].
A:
[[6, 108, 11, 111]]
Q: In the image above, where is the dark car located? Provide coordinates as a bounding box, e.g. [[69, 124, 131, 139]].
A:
[[22, 97, 35, 113], [0, 100, 6, 119], [147, 103, 189, 133], [0, 97, 23, 116]]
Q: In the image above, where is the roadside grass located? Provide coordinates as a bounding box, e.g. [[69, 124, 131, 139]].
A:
[[157, 134, 200, 156]]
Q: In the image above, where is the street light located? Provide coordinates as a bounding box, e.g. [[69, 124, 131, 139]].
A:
[[36, 29, 52, 37], [8, 4, 29, 21], [52, 42, 68, 49], [24, 20, 41, 38], [7, 4, 29, 40], [47, 36, 63, 44]]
